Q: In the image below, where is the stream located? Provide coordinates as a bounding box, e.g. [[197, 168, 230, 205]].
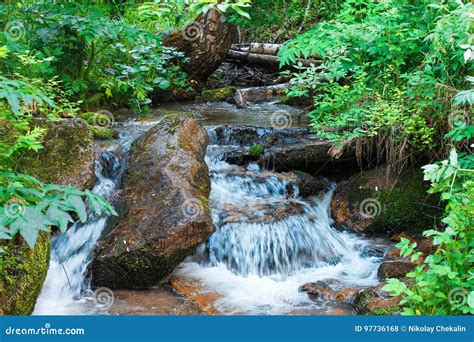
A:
[[33, 97, 390, 316]]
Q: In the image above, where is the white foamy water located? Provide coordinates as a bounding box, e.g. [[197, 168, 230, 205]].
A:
[[174, 144, 386, 315], [33, 122, 148, 315]]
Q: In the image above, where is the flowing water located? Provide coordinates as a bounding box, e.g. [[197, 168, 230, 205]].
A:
[[33, 121, 154, 315], [172, 129, 388, 315], [33, 98, 389, 315]]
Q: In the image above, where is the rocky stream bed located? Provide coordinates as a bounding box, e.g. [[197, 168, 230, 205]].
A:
[[26, 95, 439, 316]]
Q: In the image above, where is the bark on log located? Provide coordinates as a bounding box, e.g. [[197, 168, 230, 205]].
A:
[[227, 49, 322, 68], [164, 8, 237, 82], [231, 43, 282, 55]]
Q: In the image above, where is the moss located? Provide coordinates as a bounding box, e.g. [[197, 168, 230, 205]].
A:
[[348, 168, 442, 235], [367, 305, 401, 316], [248, 144, 264, 156], [78, 112, 110, 126], [89, 125, 118, 140], [17, 119, 95, 188], [0, 233, 50, 315], [196, 86, 236, 102]]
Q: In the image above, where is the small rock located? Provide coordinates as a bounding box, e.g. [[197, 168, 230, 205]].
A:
[[334, 288, 362, 304], [299, 282, 336, 300], [377, 261, 416, 280], [289, 171, 330, 198]]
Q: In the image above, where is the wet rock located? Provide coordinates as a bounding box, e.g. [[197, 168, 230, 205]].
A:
[[289, 171, 330, 198], [334, 288, 363, 304], [169, 277, 222, 315], [265, 140, 357, 174], [299, 282, 336, 300], [90, 118, 214, 289], [330, 165, 443, 236], [299, 281, 362, 305], [206, 125, 310, 147], [219, 200, 305, 225], [1, 119, 96, 315], [385, 249, 402, 260], [196, 86, 236, 102], [353, 283, 403, 315], [377, 261, 416, 280]]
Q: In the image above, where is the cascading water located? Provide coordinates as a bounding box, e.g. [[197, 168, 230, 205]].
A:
[[33, 121, 152, 315], [173, 126, 388, 315], [33, 99, 389, 315]]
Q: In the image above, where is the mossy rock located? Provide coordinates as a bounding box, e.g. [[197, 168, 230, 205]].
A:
[[331, 165, 443, 236], [0, 233, 50, 315], [17, 118, 96, 190], [248, 144, 264, 156], [279, 95, 312, 107], [90, 125, 119, 140], [367, 305, 401, 316], [78, 112, 111, 126], [2, 118, 97, 315], [195, 87, 236, 102]]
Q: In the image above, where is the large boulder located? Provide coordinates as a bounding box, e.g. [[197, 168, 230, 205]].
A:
[[330, 165, 443, 236], [90, 118, 214, 289], [1, 118, 96, 315]]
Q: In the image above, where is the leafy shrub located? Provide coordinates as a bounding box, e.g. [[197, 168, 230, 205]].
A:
[[279, 0, 473, 161]]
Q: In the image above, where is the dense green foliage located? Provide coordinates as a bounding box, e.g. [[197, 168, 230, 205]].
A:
[[279, 0, 472, 160], [240, 0, 344, 43], [383, 148, 473, 315], [280, 0, 473, 315], [0, 0, 250, 251], [0, 0, 472, 316]]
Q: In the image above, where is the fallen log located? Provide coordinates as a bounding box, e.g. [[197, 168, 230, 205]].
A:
[[231, 43, 282, 56], [227, 49, 322, 68]]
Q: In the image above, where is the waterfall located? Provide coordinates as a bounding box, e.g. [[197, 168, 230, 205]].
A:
[[33, 121, 149, 315], [173, 130, 387, 314]]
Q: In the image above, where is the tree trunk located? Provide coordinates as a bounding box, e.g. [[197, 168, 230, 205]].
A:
[[164, 8, 237, 82]]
